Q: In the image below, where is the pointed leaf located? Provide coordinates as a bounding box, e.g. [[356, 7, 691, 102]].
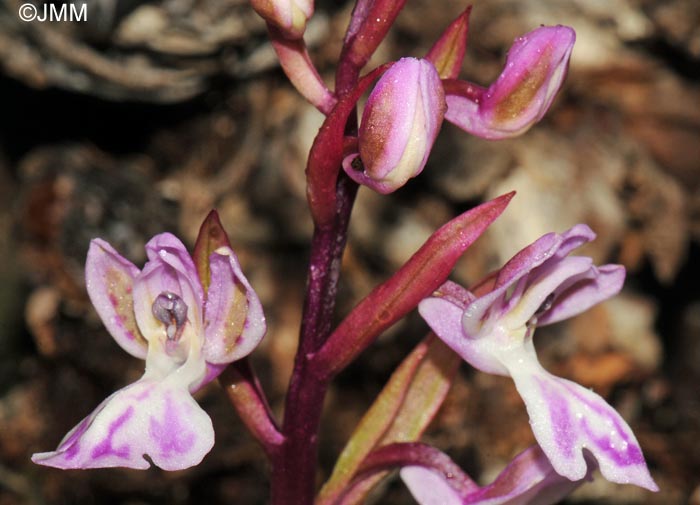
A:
[[314, 192, 514, 377], [317, 335, 460, 505], [425, 6, 471, 79]]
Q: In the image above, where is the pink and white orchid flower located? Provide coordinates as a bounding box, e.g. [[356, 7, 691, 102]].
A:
[[418, 224, 657, 490], [32, 233, 266, 470], [401, 445, 591, 505]]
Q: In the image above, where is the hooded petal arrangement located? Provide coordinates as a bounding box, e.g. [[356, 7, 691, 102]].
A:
[[418, 224, 658, 491], [32, 234, 266, 470]]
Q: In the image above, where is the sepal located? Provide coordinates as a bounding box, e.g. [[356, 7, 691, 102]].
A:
[[85, 239, 147, 359]]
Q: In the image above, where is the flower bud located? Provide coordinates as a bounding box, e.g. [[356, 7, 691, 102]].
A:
[[444, 25, 575, 139], [344, 58, 446, 194], [250, 0, 313, 40]]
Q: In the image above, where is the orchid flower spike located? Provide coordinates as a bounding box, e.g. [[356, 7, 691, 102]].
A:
[[401, 445, 591, 505], [418, 224, 658, 491], [32, 233, 266, 470], [343, 57, 446, 194], [444, 25, 575, 139], [251, 0, 313, 40]]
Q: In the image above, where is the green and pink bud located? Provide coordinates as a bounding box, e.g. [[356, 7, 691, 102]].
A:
[[250, 0, 313, 40], [343, 57, 446, 194], [445, 25, 575, 139]]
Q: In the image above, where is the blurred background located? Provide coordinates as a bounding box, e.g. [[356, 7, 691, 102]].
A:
[[0, 0, 698, 503]]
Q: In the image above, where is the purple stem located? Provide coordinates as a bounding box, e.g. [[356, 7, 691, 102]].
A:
[[270, 0, 404, 496], [270, 172, 359, 505]]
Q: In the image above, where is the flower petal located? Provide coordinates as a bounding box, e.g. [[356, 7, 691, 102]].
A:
[[401, 445, 588, 505], [460, 232, 561, 334], [419, 296, 507, 376], [31, 378, 214, 470], [552, 224, 595, 260], [464, 445, 589, 505], [537, 264, 625, 326], [401, 466, 463, 505], [85, 239, 147, 359], [145, 233, 204, 309], [203, 247, 266, 364], [500, 348, 658, 490], [507, 256, 594, 329], [133, 235, 205, 349]]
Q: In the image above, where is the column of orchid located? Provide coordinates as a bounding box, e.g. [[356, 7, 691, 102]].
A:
[[32, 1, 658, 504]]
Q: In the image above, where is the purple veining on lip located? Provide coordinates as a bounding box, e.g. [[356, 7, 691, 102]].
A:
[[59, 415, 92, 461], [149, 394, 196, 457], [537, 376, 575, 458], [91, 406, 134, 460], [581, 418, 645, 466], [565, 383, 645, 466], [134, 386, 154, 401]]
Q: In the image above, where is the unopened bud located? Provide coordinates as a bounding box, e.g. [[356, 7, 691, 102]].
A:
[[250, 0, 313, 40], [445, 25, 575, 139], [344, 58, 446, 194]]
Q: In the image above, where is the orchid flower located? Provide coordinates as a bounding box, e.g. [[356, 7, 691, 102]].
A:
[[32, 233, 266, 470], [401, 445, 591, 505], [418, 224, 657, 490], [444, 25, 575, 139]]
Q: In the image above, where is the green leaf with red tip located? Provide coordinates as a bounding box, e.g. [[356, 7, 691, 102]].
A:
[[193, 210, 232, 292], [317, 335, 460, 505], [425, 6, 471, 79], [306, 64, 391, 227], [313, 192, 514, 377]]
